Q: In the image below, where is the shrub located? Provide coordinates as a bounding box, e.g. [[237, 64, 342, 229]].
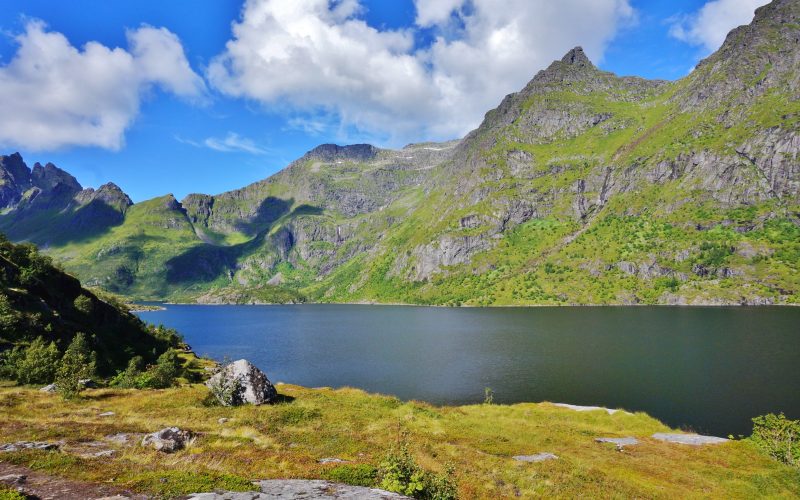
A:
[[73, 295, 93, 315], [378, 443, 457, 500], [322, 464, 378, 487], [207, 372, 244, 406], [13, 338, 60, 385], [750, 413, 800, 467], [54, 333, 96, 399], [112, 350, 181, 389], [144, 349, 181, 389], [483, 387, 494, 405], [111, 356, 145, 388]]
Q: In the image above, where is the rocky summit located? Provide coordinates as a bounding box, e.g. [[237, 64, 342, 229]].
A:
[[0, 0, 798, 306]]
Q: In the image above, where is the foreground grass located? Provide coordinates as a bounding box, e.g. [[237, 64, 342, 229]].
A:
[[0, 384, 797, 498]]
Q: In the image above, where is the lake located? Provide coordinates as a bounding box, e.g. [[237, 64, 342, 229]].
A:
[[136, 304, 800, 436]]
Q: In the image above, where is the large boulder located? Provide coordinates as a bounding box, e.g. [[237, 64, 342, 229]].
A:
[[206, 359, 278, 406], [141, 427, 194, 453]]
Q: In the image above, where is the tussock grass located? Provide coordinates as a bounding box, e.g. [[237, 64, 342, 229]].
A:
[[0, 384, 798, 498]]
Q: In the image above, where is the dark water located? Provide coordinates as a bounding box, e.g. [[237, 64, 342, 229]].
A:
[[137, 304, 800, 436]]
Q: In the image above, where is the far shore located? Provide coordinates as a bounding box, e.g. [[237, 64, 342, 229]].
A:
[[133, 300, 800, 309]]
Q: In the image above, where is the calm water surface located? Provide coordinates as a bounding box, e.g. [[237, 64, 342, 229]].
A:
[[137, 305, 800, 436]]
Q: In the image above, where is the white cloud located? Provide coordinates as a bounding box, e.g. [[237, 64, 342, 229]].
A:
[[669, 0, 769, 52], [0, 20, 205, 151], [176, 132, 270, 155], [208, 0, 635, 145]]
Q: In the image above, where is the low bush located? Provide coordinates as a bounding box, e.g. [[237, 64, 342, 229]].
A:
[[750, 413, 799, 467], [7, 337, 60, 385], [378, 443, 457, 499], [111, 350, 181, 389]]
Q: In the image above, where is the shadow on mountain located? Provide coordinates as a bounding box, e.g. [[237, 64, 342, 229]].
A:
[[165, 202, 325, 285], [0, 199, 126, 247], [233, 196, 293, 236]]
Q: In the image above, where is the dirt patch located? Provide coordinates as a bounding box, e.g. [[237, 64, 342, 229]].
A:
[[0, 462, 147, 499]]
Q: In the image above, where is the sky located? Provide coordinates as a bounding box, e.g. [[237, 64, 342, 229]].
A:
[[0, 0, 770, 202]]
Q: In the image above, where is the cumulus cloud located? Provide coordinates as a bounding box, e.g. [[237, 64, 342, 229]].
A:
[[669, 0, 769, 52], [0, 20, 205, 151], [208, 0, 635, 144]]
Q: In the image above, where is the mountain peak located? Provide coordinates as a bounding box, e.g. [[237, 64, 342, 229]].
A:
[[304, 144, 378, 163], [31, 161, 82, 193], [561, 46, 591, 67]]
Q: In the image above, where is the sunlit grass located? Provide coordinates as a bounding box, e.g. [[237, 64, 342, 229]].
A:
[[0, 384, 797, 498]]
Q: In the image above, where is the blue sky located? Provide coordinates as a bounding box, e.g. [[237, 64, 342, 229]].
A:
[[0, 0, 768, 202]]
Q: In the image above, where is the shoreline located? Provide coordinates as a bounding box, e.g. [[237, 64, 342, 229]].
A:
[[136, 300, 800, 309]]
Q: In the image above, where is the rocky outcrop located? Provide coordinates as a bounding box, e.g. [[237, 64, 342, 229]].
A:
[[206, 359, 278, 406], [652, 433, 729, 445], [189, 479, 411, 499], [141, 427, 194, 453]]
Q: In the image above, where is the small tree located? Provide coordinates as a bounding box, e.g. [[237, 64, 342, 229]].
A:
[[146, 349, 181, 389], [73, 295, 94, 315], [112, 356, 145, 388], [15, 338, 60, 385], [208, 372, 244, 406], [55, 333, 96, 399]]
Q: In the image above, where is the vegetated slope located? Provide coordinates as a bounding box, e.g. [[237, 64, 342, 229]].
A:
[[0, 235, 172, 375], [1, 0, 798, 305]]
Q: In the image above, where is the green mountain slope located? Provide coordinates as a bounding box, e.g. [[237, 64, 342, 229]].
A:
[[0, 235, 174, 375], [1, 0, 798, 305]]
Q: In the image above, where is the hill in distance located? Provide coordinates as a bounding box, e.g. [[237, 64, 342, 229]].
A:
[[1, 0, 798, 306]]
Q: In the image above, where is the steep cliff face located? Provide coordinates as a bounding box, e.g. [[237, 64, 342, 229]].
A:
[[1, 0, 798, 305]]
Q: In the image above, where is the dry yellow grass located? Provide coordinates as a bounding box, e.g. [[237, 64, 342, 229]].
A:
[[0, 383, 798, 498]]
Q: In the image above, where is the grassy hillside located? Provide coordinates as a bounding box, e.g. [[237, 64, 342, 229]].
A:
[[0, 235, 176, 376], [0, 383, 797, 498]]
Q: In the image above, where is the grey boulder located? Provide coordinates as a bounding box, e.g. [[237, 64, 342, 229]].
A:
[[141, 427, 194, 453], [206, 359, 278, 406]]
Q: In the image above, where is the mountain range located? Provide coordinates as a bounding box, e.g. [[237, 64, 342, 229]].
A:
[[1, 0, 798, 306]]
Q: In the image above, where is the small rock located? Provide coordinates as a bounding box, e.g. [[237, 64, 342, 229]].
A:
[[99, 411, 115, 417], [141, 427, 194, 453], [79, 379, 99, 388], [218, 418, 229, 424], [0, 474, 26, 485], [513, 453, 558, 462], [40, 383, 57, 393], [318, 457, 348, 464], [0, 441, 59, 452], [652, 433, 729, 445], [596, 437, 639, 450], [90, 449, 116, 458], [105, 433, 132, 444]]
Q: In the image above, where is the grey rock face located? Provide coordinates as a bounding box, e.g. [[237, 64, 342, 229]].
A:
[[304, 144, 378, 163], [188, 479, 410, 499], [0, 441, 59, 452], [141, 427, 194, 453], [206, 359, 278, 406], [652, 433, 729, 445]]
